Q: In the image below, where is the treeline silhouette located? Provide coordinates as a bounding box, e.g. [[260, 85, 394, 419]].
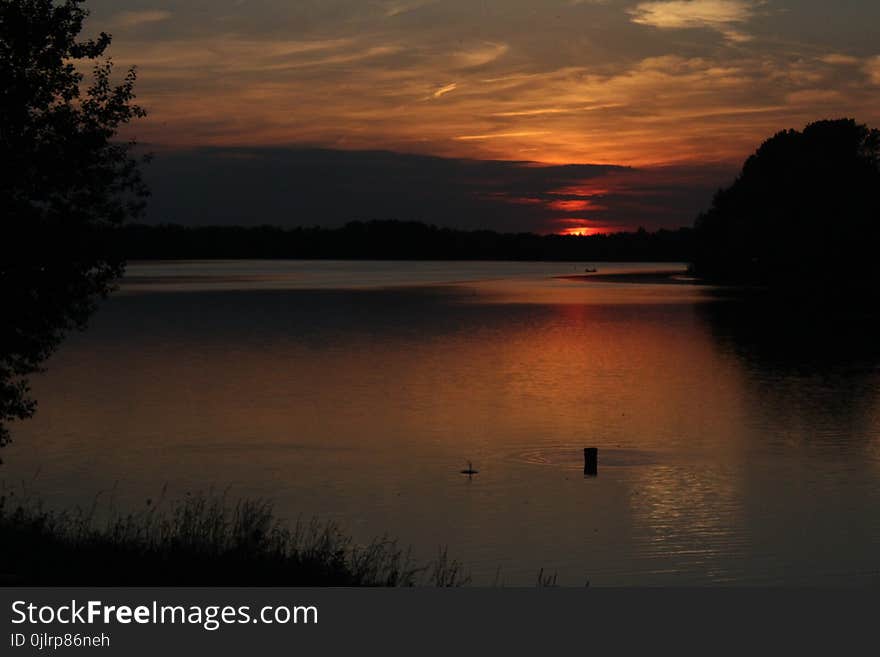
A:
[[692, 118, 880, 291], [1, 0, 147, 453], [116, 220, 694, 262]]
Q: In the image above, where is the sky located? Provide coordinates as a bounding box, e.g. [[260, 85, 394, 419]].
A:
[[83, 1, 880, 233]]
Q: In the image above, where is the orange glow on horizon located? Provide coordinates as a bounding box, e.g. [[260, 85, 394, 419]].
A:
[[553, 217, 626, 237], [561, 227, 598, 236]]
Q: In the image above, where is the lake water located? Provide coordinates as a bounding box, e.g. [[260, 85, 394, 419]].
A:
[[5, 260, 880, 585]]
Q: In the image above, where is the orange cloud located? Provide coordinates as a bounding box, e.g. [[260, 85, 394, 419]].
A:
[[111, 10, 172, 29], [97, 2, 880, 170], [629, 0, 758, 42]]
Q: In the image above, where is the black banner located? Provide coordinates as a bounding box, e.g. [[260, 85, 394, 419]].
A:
[[0, 588, 875, 655]]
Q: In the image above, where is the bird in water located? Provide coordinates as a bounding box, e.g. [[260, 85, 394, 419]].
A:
[[460, 460, 479, 477]]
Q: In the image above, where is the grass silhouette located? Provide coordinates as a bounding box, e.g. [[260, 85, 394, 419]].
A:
[[0, 489, 468, 586]]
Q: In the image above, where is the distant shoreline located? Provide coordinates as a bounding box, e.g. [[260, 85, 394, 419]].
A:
[[113, 220, 695, 263], [557, 270, 697, 285]]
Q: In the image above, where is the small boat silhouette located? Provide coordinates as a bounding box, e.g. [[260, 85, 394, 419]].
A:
[[460, 460, 479, 476], [584, 266, 598, 273]]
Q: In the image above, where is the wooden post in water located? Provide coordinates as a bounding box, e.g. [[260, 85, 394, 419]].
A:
[[584, 448, 598, 476]]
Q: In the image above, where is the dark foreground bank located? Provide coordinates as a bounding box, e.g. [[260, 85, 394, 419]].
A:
[[0, 493, 468, 586]]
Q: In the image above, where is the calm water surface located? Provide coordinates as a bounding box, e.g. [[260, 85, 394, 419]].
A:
[[5, 260, 880, 585]]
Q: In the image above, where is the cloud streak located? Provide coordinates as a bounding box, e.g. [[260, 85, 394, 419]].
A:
[[111, 10, 172, 29], [629, 0, 758, 42], [432, 83, 458, 98], [866, 57, 880, 85]]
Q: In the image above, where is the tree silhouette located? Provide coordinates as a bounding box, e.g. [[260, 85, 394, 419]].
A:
[[692, 119, 880, 292], [0, 0, 147, 454]]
